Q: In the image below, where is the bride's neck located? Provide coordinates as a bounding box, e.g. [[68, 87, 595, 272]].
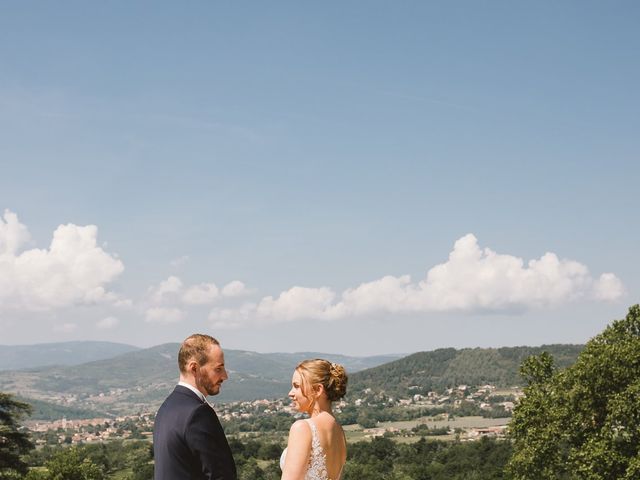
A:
[[309, 399, 333, 417]]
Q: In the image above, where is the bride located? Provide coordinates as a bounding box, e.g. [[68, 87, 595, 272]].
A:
[[280, 359, 348, 480]]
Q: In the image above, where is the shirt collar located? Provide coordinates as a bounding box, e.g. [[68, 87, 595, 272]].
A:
[[178, 381, 206, 403]]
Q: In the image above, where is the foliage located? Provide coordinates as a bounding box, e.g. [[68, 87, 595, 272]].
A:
[[349, 345, 583, 398], [507, 304, 640, 479], [223, 412, 293, 434], [229, 437, 282, 480], [343, 436, 512, 479], [16, 397, 107, 422], [23, 441, 152, 480], [0, 392, 33, 479], [130, 458, 154, 480], [40, 447, 104, 480]]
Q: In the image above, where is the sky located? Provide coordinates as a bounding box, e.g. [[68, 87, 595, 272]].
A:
[[1, 2, 638, 356]]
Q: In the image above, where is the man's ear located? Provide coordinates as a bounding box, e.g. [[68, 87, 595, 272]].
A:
[[188, 360, 198, 374]]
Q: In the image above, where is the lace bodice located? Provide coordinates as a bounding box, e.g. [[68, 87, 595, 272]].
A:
[[280, 419, 340, 480]]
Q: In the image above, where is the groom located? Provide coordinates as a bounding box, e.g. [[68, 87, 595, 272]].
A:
[[153, 334, 237, 479]]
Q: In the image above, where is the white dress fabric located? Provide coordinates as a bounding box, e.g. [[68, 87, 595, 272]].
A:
[[280, 418, 339, 480]]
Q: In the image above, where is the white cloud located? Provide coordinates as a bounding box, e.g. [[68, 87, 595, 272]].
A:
[[149, 276, 183, 303], [145, 307, 185, 324], [209, 302, 257, 329], [0, 210, 31, 255], [96, 316, 119, 329], [256, 286, 336, 322], [148, 277, 249, 307], [0, 210, 125, 311], [182, 283, 219, 305], [222, 280, 248, 297], [593, 273, 625, 300], [208, 234, 625, 327]]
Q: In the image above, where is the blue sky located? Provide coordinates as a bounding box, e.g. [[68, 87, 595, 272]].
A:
[[1, 2, 638, 355]]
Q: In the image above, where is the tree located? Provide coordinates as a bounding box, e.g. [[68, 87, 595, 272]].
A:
[[508, 304, 640, 479], [43, 447, 104, 480], [131, 459, 153, 480], [0, 392, 34, 479]]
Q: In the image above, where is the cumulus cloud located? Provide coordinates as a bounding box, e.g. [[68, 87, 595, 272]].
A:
[[256, 287, 336, 322], [222, 280, 248, 297], [0, 210, 125, 311], [96, 316, 119, 329], [209, 302, 258, 329], [149, 276, 183, 303], [145, 307, 186, 324], [208, 234, 625, 327], [0, 210, 31, 255], [183, 283, 219, 305], [593, 273, 625, 300], [148, 276, 248, 307]]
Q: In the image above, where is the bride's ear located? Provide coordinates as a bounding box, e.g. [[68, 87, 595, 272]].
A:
[[314, 383, 325, 398]]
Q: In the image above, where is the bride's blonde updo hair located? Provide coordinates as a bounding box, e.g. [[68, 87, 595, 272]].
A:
[[296, 359, 348, 401]]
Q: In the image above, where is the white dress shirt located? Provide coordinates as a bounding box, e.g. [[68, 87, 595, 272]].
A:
[[178, 381, 207, 403]]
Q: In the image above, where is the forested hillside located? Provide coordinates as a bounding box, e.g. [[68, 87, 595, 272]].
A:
[[0, 343, 399, 417], [349, 344, 584, 397]]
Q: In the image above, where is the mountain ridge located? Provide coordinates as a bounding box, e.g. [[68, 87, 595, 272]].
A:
[[0, 342, 585, 420], [0, 342, 401, 418], [0, 341, 141, 371]]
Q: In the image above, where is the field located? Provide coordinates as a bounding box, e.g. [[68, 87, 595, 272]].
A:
[[343, 415, 510, 442]]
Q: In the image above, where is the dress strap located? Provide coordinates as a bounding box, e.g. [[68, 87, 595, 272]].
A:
[[305, 418, 320, 444], [304, 418, 329, 479]]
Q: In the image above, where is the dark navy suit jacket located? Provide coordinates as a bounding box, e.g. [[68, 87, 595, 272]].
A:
[[153, 385, 237, 480]]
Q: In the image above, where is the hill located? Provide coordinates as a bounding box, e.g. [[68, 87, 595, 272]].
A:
[[0, 343, 399, 418], [349, 344, 584, 398], [0, 342, 584, 420], [0, 341, 140, 370]]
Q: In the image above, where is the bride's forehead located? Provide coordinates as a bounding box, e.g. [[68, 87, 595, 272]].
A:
[[291, 370, 304, 383]]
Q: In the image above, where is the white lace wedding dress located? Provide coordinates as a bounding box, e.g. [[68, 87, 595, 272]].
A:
[[280, 418, 342, 480]]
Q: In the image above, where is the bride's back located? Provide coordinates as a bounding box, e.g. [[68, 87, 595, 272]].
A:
[[311, 414, 346, 480]]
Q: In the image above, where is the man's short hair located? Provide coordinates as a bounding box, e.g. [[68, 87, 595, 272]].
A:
[[178, 334, 220, 373]]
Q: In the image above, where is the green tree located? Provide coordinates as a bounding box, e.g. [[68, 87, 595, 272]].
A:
[[24, 470, 49, 480], [0, 392, 34, 479], [44, 447, 104, 480], [508, 304, 640, 479], [356, 412, 377, 429], [131, 458, 153, 480], [237, 457, 264, 480]]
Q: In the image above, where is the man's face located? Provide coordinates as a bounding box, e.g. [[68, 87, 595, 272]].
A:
[[195, 344, 228, 397]]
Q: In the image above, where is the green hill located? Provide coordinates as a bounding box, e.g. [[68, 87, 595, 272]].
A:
[[0, 341, 140, 370], [1, 341, 583, 420], [349, 344, 584, 397], [15, 396, 110, 421], [0, 343, 399, 418]]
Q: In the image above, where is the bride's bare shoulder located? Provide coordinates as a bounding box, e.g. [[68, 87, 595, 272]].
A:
[[288, 419, 312, 437]]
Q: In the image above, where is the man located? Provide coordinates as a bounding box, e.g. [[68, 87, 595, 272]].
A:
[[153, 334, 237, 479]]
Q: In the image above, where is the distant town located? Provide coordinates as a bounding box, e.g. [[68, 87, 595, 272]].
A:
[[25, 383, 521, 446]]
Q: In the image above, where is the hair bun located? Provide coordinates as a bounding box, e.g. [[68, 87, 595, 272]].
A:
[[326, 362, 348, 401], [296, 358, 349, 402]]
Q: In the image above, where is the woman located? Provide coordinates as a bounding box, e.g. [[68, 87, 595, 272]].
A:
[[280, 359, 348, 480]]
